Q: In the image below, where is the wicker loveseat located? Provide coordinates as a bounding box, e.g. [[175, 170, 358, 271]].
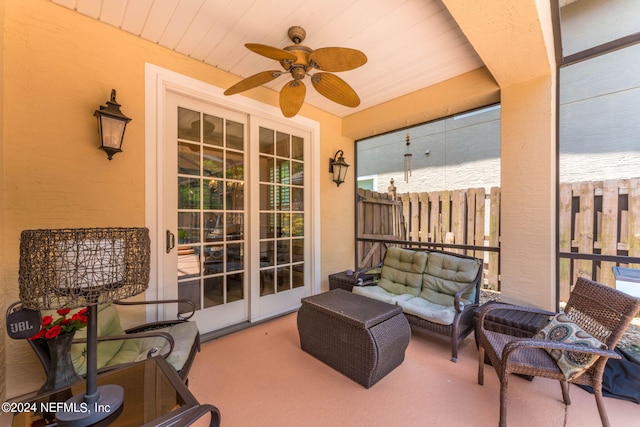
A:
[[352, 247, 482, 362]]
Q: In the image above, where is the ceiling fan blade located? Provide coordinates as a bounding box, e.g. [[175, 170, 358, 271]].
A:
[[280, 80, 306, 118], [311, 73, 360, 107], [245, 43, 297, 61], [308, 47, 367, 72], [224, 71, 283, 95]]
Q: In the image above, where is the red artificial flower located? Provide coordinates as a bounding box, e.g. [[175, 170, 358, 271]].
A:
[[29, 329, 46, 341], [41, 315, 53, 326], [30, 307, 88, 340], [44, 325, 62, 339], [71, 313, 86, 322]]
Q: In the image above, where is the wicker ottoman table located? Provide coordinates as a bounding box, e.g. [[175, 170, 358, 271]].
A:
[[297, 289, 410, 388], [474, 301, 551, 343]]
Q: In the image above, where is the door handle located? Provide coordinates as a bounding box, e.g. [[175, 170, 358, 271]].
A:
[[166, 230, 175, 253]]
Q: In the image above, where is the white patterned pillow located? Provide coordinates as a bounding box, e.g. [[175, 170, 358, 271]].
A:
[[533, 313, 607, 380]]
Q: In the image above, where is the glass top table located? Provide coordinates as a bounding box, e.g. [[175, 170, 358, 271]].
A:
[[11, 356, 219, 427]]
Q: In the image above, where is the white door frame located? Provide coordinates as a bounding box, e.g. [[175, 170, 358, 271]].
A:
[[144, 63, 321, 322]]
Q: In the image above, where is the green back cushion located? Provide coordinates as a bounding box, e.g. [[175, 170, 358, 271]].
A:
[[70, 304, 126, 375], [419, 252, 480, 306], [379, 247, 428, 296]]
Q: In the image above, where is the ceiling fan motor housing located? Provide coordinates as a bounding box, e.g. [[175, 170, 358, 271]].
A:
[[282, 44, 312, 77]]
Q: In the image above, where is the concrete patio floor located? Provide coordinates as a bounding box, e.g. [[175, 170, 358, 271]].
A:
[[187, 313, 639, 427]]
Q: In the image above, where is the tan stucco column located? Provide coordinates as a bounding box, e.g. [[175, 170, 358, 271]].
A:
[[445, 0, 558, 309], [499, 78, 557, 309]]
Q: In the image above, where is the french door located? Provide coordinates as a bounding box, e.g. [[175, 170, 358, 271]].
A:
[[161, 91, 310, 333], [249, 116, 311, 320]]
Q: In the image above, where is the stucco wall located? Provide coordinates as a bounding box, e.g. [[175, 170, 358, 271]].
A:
[[499, 76, 557, 308]]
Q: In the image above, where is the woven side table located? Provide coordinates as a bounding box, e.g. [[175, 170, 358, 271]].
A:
[[297, 289, 410, 388], [328, 270, 377, 292], [474, 301, 551, 341], [328, 271, 357, 291]]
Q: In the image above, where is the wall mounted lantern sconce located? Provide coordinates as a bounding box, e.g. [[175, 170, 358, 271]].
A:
[[94, 89, 132, 160], [329, 150, 349, 187]]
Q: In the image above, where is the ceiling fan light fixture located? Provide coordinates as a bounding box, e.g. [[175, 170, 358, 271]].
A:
[[290, 66, 306, 80]]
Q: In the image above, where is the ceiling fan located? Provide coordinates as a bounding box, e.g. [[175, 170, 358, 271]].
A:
[[224, 26, 367, 118]]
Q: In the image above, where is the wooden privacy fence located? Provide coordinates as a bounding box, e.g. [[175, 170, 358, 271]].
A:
[[559, 177, 640, 299], [357, 187, 501, 289], [357, 190, 406, 268], [357, 177, 640, 295]]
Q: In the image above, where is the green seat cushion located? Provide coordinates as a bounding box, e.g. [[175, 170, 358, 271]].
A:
[[398, 297, 457, 326], [352, 285, 414, 305], [108, 321, 198, 373], [70, 304, 199, 375], [378, 247, 428, 296]]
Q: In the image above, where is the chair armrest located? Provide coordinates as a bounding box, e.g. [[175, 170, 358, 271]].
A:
[[114, 298, 196, 320], [163, 404, 221, 427], [124, 320, 188, 334], [453, 281, 478, 312], [73, 330, 175, 359], [502, 337, 621, 361], [477, 303, 555, 331]]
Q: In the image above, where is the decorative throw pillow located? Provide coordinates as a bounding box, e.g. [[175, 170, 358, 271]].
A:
[[533, 313, 607, 380]]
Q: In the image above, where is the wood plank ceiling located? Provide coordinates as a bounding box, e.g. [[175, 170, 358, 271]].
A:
[[50, 0, 484, 118]]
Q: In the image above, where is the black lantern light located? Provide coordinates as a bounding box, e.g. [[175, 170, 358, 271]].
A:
[[94, 89, 132, 160], [329, 150, 349, 187]]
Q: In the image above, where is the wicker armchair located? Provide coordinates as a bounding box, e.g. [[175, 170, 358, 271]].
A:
[[476, 277, 640, 427], [10, 298, 200, 385]]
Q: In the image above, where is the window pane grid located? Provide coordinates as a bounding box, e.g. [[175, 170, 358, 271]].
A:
[[259, 128, 305, 296], [177, 107, 245, 308]]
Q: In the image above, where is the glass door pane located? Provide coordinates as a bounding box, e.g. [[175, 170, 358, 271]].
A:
[[258, 127, 305, 297], [176, 106, 246, 313]]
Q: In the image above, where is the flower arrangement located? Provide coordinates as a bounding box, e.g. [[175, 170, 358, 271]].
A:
[[30, 308, 88, 340]]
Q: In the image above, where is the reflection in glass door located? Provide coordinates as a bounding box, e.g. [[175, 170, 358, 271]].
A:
[[162, 92, 311, 332], [175, 106, 246, 317], [258, 127, 305, 298]]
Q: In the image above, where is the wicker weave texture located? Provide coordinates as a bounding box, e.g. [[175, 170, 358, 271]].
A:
[[297, 292, 410, 388], [19, 228, 151, 310], [385, 248, 483, 362], [477, 277, 640, 427], [328, 271, 356, 291], [565, 277, 640, 347]]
